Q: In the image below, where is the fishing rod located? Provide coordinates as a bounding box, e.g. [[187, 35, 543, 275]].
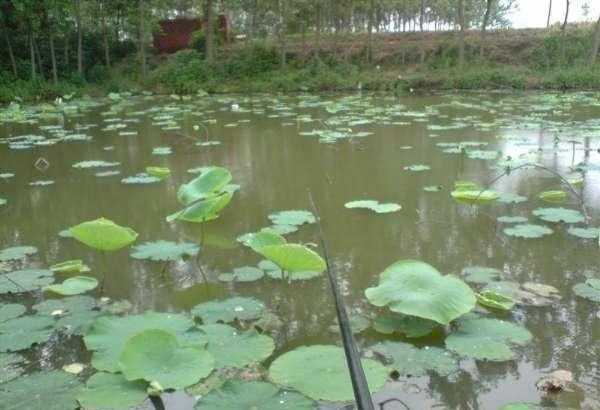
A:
[[307, 190, 375, 410]]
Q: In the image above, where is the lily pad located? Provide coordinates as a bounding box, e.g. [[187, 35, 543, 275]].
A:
[[539, 190, 566, 202], [121, 173, 162, 184], [344, 200, 401, 213], [476, 291, 515, 311], [76, 372, 148, 410], [218, 266, 264, 282], [0, 352, 25, 383], [573, 278, 600, 302], [269, 345, 387, 402], [497, 216, 528, 223], [0, 269, 54, 294], [0, 246, 37, 261], [130, 240, 200, 261], [567, 227, 600, 239], [372, 313, 436, 338], [503, 224, 553, 238], [532, 207, 584, 223], [404, 164, 430, 172], [371, 341, 457, 376], [73, 160, 120, 169], [0, 303, 26, 322], [445, 318, 532, 361], [146, 166, 171, 179], [365, 260, 476, 325], [49, 259, 90, 273], [498, 193, 528, 204], [238, 231, 286, 250], [0, 315, 55, 352], [462, 266, 502, 284], [195, 379, 316, 410], [0, 197, 6, 206], [424, 185, 443, 192], [118, 329, 214, 389], [451, 189, 499, 203], [0, 370, 81, 410], [256, 244, 326, 273], [268, 210, 315, 226], [70, 218, 138, 251], [191, 297, 266, 324]]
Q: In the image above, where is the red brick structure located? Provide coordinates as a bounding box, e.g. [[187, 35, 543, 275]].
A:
[[153, 16, 230, 54]]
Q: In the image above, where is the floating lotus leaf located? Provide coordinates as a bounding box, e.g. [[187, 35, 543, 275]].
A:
[[238, 231, 286, 250], [167, 193, 233, 223], [130, 240, 200, 261], [256, 244, 326, 273], [84, 311, 202, 372], [261, 224, 298, 235], [0, 303, 25, 322], [573, 278, 600, 302], [29, 180, 54, 186], [404, 164, 430, 171], [0, 269, 54, 294], [177, 167, 232, 205], [445, 318, 532, 360], [0, 197, 6, 206], [268, 210, 315, 226], [330, 314, 370, 334], [152, 146, 172, 155], [0, 370, 81, 410], [45, 276, 98, 296], [0, 245, 37, 261], [33, 295, 96, 315], [503, 224, 553, 238], [466, 150, 499, 160], [454, 181, 478, 190], [72, 160, 120, 169], [269, 345, 387, 402], [195, 379, 316, 410], [372, 313, 436, 338], [498, 192, 528, 203], [95, 170, 120, 177], [365, 260, 476, 325], [49, 259, 90, 273], [218, 266, 264, 282], [462, 266, 502, 284], [0, 352, 25, 383], [424, 185, 443, 192], [451, 189, 499, 203], [372, 341, 457, 376], [567, 227, 600, 239], [146, 166, 171, 179], [497, 216, 528, 223], [259, 259, 322, 281], [538, 190, 566, 202], [191, 297, 266, 324], [76, 372, 148, 410], [121, 173, 162, 184], [476, 291, 515, 311], [532, 207, 584, 223], [344, 200, 401, 213], [522, 282, 560, 299], [199, 324, 274, 369], [483, 281, 555, 306], [118, 329, 214, 389], [70, 218, 138, 251], [0, 315, 55, 352]]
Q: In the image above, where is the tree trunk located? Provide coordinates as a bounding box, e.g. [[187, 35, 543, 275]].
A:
[[315, 0, 321, 58], [589, 14, 600, 65], [48, 25, 58, 84], [64, 30, 70, 71], [101, 1, 111, 68], [480, 0, 493, 58], [34, 38, 45, 80], [277, 0, 286, 67], [547, 0, 553, 27], [560, 0, 569, 63], [30, 31, 36, 80], [75, 0, 83, 75], [139, 0, 147, 78], [204, 0, 214, 64], [419, 0, 425, 64], [3, 28, 17, 77], [458, 0, 465, 66], [367, 0, 374, 63]]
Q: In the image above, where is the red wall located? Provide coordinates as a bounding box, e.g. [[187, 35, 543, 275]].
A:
[[153, 17, 230, 54]]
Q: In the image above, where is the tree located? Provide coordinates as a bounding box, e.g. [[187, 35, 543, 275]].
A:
[[419, 0, 426, 64], [560, 0, 569, 63], [74, 0, 82, 75], [480, 0, 493, 58], [589, 13, 600, 65], [204, 0, 214, 63], [457, 0, 465, 66], [139, 0, 146, 78]]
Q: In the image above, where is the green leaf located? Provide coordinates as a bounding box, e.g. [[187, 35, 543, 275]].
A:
[[238, 231, 286, 250], [259, 260, 321, 281], [498, 192, 528, 204], [462, 266, 502, 284], [0, 246, 37, 262], [199, 324, 274, 369], [567, 226, 600, 239], [167, 193, 233, 223], [77, 372, 148, 410], [497, 216, 528, 223], [371, 341, 457, 376], [0, 315, 55, 352], [404, 164, 430, 171], [445, 318, 532, 361], [130, 240, 200, 261], [0, 353, 25, 383], [177, 167, 232, 205], [73, 160, 120, 169], [365, 260, 476, 325], [218, 266, 264, 282], [466, 150, 499, 160], [0, 303, 26, 322], [70, 218, 138, 251], [191, 297, 266, 324], [257, 244, 326, 273], [268, 210, 315, 226], [503, 224, 553, 238], [0, 370, 81, 410], [573, 278, 600, 302], [532, 207, 585, 223], [0, 269, 54, 294], [49, 259, 90, 273], [118, 329, 215, 389], [269, 345, 387, 402], [0, 197, 6, 206], [121, 173, 161, 184], [344, 200, 401, 213], [146, 166, 171, 179], [195, 379, 316, 410], [451, 189, 499, 203], [45, 276, 98, 296], [538, 190, 566, 202], [372, 313, 436, 338], [476, 291, 515, 311]]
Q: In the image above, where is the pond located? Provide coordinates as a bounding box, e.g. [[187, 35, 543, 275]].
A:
[[0, 92, 599, 410]]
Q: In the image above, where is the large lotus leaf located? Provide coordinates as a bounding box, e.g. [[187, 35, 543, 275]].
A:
[[462, 266, 502, 284], [0, 269, 54, 294], [1, 352, 25, 383], [33, 295, 96, 315], [365, 260, 476, 325], [1, 370, 81, 410], [567, 227, 600, 239], [268, 210, 315, 226], [177, 167, 232, 205], [195, 379, 316, 410], [269, 345, 387, 402], [503, 224, 553, 238], [445, 318, 532, 361], [257, 244, 326, 273], [191, 297, 266, 324], [130, 240, 200, 261], [451, 189, 499, 203], [372, 341, 457, 376], [218, 266, 264, 282], [76, 372, 148, 410], [45, 275, 98, 296], [118, 329, 214, 389], [84, 311, 201, 372], [532, 207, 585, 223], [0, 315, 55, 352], [0, 245, 37, 261], [238, 231, 286, 250], [167, 193, 233, 223], [476, 291, 515, 311], [70, 218, 138, 251], [498, 192, 528, 204], [0, 303, 26, 322], [573, 278, 600, 302], [372, 313, 436, 338], [345, 200, 401, 213], [199, 324, 274, 369]]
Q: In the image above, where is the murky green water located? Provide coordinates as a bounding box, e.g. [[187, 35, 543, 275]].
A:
[[1, 92, 599, 409]]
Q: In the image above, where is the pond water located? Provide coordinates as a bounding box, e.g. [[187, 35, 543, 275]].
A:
[[1, 92, 599, 409]]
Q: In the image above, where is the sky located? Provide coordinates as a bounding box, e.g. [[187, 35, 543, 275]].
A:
[[510, 0, 600, 28]]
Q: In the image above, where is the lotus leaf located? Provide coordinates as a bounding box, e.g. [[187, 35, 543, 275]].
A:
[[344, 200, 401, 213], [0, 245, 37, 261], [466, 150, 499, 160], [199, 324, 274, 369], [45, 276, 98, 296], [146, 166, 171, 179], [152, 146, 172, 155], [0, 315, 55, 352], [33, 295, 96, 315], [451, 189, 499, 203], [118, 329, 215, 389], [476, 291, 515, 311], [195, 379, 316, 410], [0, 370, 81, 410], [372, 341, 457, 376], [497, 216, 528, 223], [424, 185, 443, 192], [70, 218, 138, 251], [483, 281, 555, 307], [238, 231, 286, 250], [191, 297, 266, 324], [0, 303, 26, 322], [539, 190, 566, 202], [503, 224, 553, 238], [268, 210, 315, 226], [49, 259, 90, 273], [522, 282, 560, 299], [76, 372, 148, 410], [445, 318, 532, 360], [121, 173, 161, 184], [0, 197, 6, 206], [269, 345, 387, 402], [167, 192, 233, 223], [404, 164, 430, 171], [0, 352, 25, 383], [372, 313, 436, 338], [532, 207, 584, 223], [130, 240, 199, 261], [573, 278, 600, 302], [218, 266, 264, 282], [365, 260, 476, 325], [73, 160, 120, 169], [567, 227, 600, 239], [498, 192, 527, 203], [0, 269, 54, 294], [177, 167, 232, 205], [256, 244, 326, 273], [462, 266, 502, 284], [261, 224, 298, 235]]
